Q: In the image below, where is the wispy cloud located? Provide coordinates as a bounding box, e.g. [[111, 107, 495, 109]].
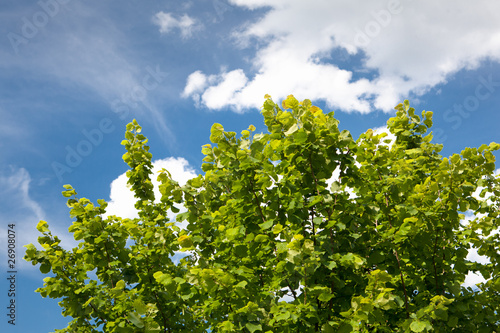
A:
[[1, 2, 173, 141], [153, 12, 202, 38], [0, 167, 76, 272], [0, 167, 44, 221]]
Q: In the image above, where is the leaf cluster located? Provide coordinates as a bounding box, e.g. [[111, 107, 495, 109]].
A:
[[25, 97, 500, 332]]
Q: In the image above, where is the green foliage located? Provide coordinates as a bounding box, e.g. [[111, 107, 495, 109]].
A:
[[25, 96, 500, 332]]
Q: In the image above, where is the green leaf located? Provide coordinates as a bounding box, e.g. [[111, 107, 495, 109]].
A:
[[133, 299, 147, 315], [282, 94, 299, 110], [210, 123, 224, 143], [115, 280, 125, 290], [219, 321, 234, 331], [36, 220, 49, 233], [339, 130, 352, 143], [313, 217, 323, 225], [40, 263, 51, 274], [127, 312, 144, 328], [489, 142, 500, 150], [434, 308, 448, 321], [404, 100, 410, 111], [410, 320, 427, 332], [338, 323, 353, 333], [245, 322, 262, 333], [201, 144, 212, 155], [259, 220, 274, 230], [447, 316, 458, 328], [24, 243, 37, 258], [235, 281, 248, 289], [254, 234, 268, 242], [403, 217, 418, 223], [330, 181, 341, 192], [318, 291, 334, 302], [234, 245, 248, 257], [322, 323, 335, 333], [275, 311, 291, 321], [294, 130, 308, 144], [226, 227, 242, 239], [326, 261, 337, 270], [285, 123, 299, 136], [272, 224, 283, 234], [153, 272, 172, 285]]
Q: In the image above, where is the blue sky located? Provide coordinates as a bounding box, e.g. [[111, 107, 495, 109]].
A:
[[1, 0, 500, 331]]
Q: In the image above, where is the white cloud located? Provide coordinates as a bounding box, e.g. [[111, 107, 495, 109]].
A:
[[0, 167, 44, 221], [463, 271, 487, 289], [182, 70, 210, 97], [1, 2, 174, 148], [184, 0, 500, 112], [104, 157, 197, 225], [153, 12, 200, 38], [466, 248, 490, 265], [182, 70, 217, 106], [0, 167, 76, 271], [201, 69, 249, 110]]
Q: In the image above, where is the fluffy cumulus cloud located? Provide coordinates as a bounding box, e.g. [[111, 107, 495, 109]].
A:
[[104, 157, 197, 225], [153, 12, 200, 38], [183, 0, 500, 112]]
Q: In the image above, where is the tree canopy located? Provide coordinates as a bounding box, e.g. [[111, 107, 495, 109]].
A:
[[25, 96, 500, 332]]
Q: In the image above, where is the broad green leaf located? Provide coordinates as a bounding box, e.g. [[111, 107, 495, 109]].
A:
[[246, 322, 262, 333], [133, 299, 147, 315], [338, 323, 353, 333], [259, 220, 274, 230], [254, 234, 268, 242], [285, 123, 299, 136], [404, 100, 410, 111], [36, 220, 49, 233], [210, 123, 224, 143], [282, 94, 299, 110], [272, 224, 283, 234], [410, 320, 427, 332], [294, 130, 308, 144], [40, 263, 51, 274], [322, 323, 335, 333], [127, 312, 144, 328], [318, 291, 334, 302]]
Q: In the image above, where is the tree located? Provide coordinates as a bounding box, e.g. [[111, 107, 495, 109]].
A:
[[25, 96, 500, 332]]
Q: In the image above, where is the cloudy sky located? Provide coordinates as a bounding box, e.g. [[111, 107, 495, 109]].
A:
[[1, 0, 500, 331]]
